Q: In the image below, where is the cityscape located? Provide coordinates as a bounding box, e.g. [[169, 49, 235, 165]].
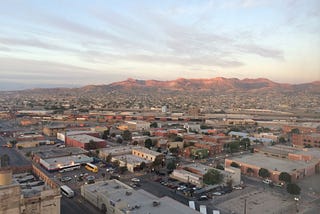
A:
[[1, 1, 320, 214]]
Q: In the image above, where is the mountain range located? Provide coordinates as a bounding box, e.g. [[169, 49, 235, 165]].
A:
[[80, 77, 320, 94], [6, 77, 320, 95]]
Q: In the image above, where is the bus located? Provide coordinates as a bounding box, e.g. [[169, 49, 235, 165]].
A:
[[59, 164, 81, 173], [85, 163, 98, 173], [60, 185, 74, 198]]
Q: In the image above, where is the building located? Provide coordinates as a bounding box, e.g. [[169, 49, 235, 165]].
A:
[[81, 179, 200, 214], [282, 124, 320, 134], [0, 167, 61, 214], [39, 154, 93, 171], [43, 125, 66, 137], [225, 153, 318, 183], [65, 134, 106, 150], [292, 133, 320, 148], [57, 130, 100, 142], [111, 155, 152, 172], [126, 121, 151, 131], [170, 163, 240, 187], [184, 147, 209, 159], [131, 147, 164, 162], [32, 147, 88, 163]]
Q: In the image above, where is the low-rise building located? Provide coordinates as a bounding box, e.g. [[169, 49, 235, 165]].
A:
[[39, 154, 93, 171], [43, 125, 66, 137], [111, 155, 152, 172], [66, 134, 106, 150], [81, 180, 200, 214], [132, 147, 164, 162], [225, 153, 318, 183], [292, 133, 320, 148], [171, 163, 241, 187]]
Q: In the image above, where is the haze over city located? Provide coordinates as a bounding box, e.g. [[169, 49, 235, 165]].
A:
[[0, 0, 319, 90]]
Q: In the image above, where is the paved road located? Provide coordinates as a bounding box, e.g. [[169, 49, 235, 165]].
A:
[[61, 193, 102, 214]]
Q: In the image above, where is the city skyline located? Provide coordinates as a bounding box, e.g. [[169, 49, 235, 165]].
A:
[[0, 0, 319, 90]]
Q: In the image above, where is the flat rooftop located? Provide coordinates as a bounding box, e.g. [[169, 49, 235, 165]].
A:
[[67, 134, 104, 144], [114, 154, 152, 165], [99, 146, 138, 155], [132, 146, 162, 156], [65, 130, 98, 136], [229, 153, 316, 172], [82, 180, 200, 214], [26, 147, 87, 159], [43, 154, 92, 165]]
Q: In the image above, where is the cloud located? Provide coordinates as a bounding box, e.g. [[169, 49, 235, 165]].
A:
[[236, 44, 284, 60]]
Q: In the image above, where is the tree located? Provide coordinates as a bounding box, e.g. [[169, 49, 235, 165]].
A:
[[279, 172, 292, 183], [122, 130, 132, 141], [246, 167, 254, 175], [106, 154, 112, 163], [116, 137, 123, 144], [102, 130, 109, 139], [290, 128, 300, 134], [258, 168, 270, 178], [203, 169, 223, 185], [166, 161, 176, 171], [174, 136, 183, 142], [0, 154, 10, 167], [240, 138, 250, 150], [278, 136, 286, 144], [144, 138, 153, 149], [216, 164, 224, 170], [87, 140, 97, 150], [287, 183, 301, 195], [230, 162, 240, 168], [150, 122, 158, 128], [140, 162, 147, 170], [169, 146, 179, 154], [229, 142, 240, 153]]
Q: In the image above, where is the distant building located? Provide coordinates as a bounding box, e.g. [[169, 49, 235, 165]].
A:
[[43, 125, 66, 137], [65, 134, 106, 150], [292, 133, 320, 148]]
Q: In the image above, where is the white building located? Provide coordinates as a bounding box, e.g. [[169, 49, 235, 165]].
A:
[[81, 180, 200, 214]]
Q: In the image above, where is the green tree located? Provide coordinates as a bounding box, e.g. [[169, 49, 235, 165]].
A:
[[144, 138, 153, 149], [290, 128, 300, 134], [174, 136, 183, 142], [287, 183, 301, 195], [150, 122, 158, 128], [278, 136, 286, 144], [240, 138, 250, 150], [279, 172, 292, 183], [166, 161, 176, 171], [122, 130, 132, 141], [87, 140, 97, 150], [258, 168, 270, 178], [247, 167, 254, 175], [203, 169, 223, 185], [102, 130, 109, 139], [229, 142, 240, 153], [230, 162, 240, 168], [216, 164, 224, 170]]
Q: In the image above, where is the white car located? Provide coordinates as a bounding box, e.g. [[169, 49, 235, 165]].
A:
[[177, 186, 187, 191], [212, 192, 222, 196], [131, 178, 140, 182], [262, 179, 272, 184]]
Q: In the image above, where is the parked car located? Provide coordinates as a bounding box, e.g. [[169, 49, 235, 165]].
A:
[[131, 178, 140, 182], [198, 195, 209, 201], [177, 185, 187, 191], [212, 192, 222, 196], [60, 176, 72, 182], [262, 179, 272, 184], [233, 185, 243, 190], [274, 182, 284, 188]]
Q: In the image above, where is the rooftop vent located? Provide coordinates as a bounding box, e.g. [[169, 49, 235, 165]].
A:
[[125, 191, 132, 196], [152, 201, 160, 207]]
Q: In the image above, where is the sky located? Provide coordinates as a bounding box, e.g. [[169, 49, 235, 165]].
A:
[[0, 0, 319, 90]]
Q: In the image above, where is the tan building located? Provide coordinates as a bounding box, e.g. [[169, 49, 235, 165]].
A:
[[0, 168, 61, 214], [43, 125, 66, 137], [132, 147, 164, 162]]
